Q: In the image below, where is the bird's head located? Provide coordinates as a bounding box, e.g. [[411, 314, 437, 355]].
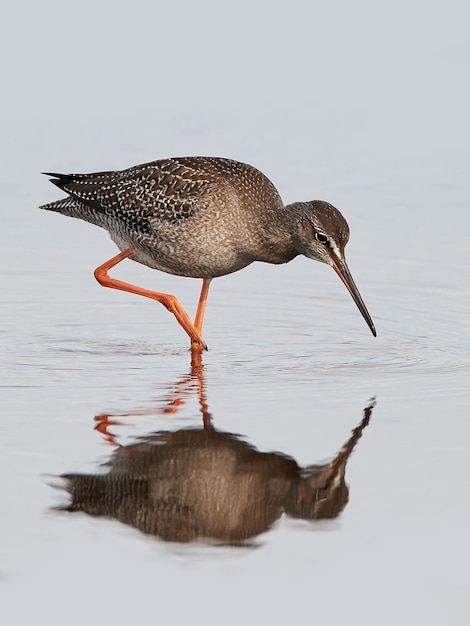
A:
[[293, 200, 350, 265], [291, 200, 376, 337]]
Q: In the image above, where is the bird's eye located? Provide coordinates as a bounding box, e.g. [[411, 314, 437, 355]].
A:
[[315, 232, 328, 244]]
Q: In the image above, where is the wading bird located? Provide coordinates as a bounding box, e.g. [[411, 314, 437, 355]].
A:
[[41, 157, 376, 350]]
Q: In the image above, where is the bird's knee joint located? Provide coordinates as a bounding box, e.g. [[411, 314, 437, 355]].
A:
[[94, 268, 107, 285]]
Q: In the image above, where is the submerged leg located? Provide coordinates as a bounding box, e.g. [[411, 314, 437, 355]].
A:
[[94, 247, 207, 349]]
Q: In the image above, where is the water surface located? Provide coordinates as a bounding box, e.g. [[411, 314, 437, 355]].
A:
[[1, 2, 469, 625]]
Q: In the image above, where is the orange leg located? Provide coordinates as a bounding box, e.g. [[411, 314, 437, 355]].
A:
[[94, 247, 207, 349], [194, 278, 212, 332], [192, 278, 212, 352]]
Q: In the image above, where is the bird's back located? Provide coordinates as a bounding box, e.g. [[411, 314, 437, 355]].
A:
[[41, 156, 282, 228]]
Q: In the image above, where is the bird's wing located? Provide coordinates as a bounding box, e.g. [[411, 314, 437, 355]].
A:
[[45, 158, 218, 228]]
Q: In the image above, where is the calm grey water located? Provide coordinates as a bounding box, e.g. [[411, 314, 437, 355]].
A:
[[1, 1, 469, 625]]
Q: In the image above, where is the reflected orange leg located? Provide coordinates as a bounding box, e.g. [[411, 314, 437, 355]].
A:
[[94, 413, 124, 447], [94, 248, 207, 349]]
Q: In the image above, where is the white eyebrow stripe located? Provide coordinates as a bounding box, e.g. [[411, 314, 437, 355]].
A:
[[329, 239, 342, 259]]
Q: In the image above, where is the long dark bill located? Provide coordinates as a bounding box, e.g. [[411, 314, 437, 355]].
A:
[[331, 259, 377, 337]]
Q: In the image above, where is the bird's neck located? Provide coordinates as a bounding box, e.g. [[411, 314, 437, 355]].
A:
[[253, 202, 304, 265]]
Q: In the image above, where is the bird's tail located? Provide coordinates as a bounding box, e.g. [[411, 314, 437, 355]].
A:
[[40, 172, 107, 225], [40, 197, 81, 216]]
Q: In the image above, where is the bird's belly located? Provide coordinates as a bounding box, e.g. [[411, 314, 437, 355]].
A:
[[110, 230, 254, 279]]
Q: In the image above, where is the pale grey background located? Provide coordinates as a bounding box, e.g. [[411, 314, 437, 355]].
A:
[[1, 1, 469, 625]]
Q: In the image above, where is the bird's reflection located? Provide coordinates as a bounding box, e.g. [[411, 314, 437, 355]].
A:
[[58, 359, 375, 545]]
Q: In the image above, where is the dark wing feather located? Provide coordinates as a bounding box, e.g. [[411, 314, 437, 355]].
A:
[[43, 160, 217, 228]]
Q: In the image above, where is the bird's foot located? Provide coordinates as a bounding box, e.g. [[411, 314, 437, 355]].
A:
[[191, 337, 208, 353]]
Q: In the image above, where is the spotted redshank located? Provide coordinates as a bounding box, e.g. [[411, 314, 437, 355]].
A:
[[41, 157, 376, 349]]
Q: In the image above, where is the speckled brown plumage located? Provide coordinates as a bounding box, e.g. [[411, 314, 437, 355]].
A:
[[42, 157, 290, 278]]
